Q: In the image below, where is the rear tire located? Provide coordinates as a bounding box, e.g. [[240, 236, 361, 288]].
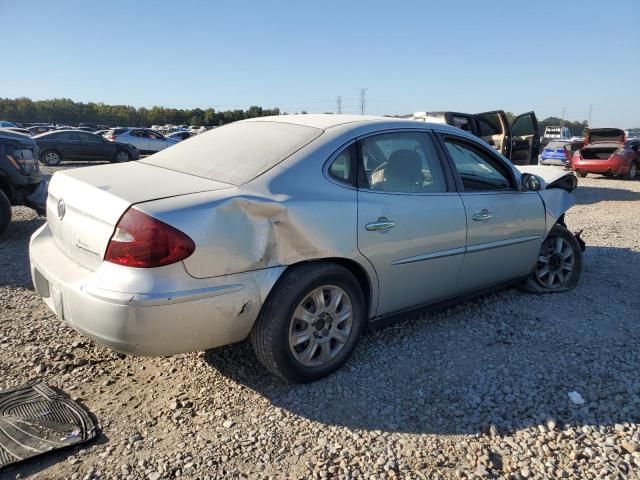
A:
[[520, 224, 583, 294], [577, 171, 588, 178], [114, 150, 131, 163], [251, 262, 365, 383], [0, 189, 11, 237], [41, 150, 62, 166]]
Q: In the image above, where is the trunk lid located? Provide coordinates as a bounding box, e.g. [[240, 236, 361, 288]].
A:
[[585, 128, 625, 145], [46, 162, 233, 270]]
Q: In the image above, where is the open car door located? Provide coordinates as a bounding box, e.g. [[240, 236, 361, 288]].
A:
[[509, 111, 540, 165], [473, 110, 511, 158]]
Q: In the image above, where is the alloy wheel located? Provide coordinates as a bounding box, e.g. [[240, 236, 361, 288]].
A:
[[116, 151, 130, 162], [534, 236, 576, 289], [288, 285, 353, 367]]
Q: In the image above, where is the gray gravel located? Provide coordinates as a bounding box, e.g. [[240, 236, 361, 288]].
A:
[[1, 165, 640, 479]]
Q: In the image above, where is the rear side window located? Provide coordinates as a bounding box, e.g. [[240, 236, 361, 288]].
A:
[[444, 138, 514, 191], [328, 144, 356, 184], [358, 131, 447, 194], [143, 121, 323, 185]]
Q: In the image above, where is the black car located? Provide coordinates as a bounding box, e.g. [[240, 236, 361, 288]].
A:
[[34, 130, 140, 166], [0, 130, 46, 235]]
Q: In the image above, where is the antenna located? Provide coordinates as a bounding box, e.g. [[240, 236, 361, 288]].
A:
[[336, 96, 342, 114], [359, 88, 367, 115], [588, 104, 593, 127]]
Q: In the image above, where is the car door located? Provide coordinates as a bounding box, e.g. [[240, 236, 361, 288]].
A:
[[79, 133, 109, 160], [146, 131, 168, 152], [58, 132, 83, 160], [438, 134, 546, 292], [473, 110, 511, 158], [128, 130, 150, 153], [355, 130, 467, 316], [509, 112, 540, 165]]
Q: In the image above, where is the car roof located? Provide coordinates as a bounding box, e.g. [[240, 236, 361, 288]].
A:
[[0, 128, 37, 144], [245, 114, 401, 129]]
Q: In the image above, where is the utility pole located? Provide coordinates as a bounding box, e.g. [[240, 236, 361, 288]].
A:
[[588, 104, 593, 127], [359, 88, 367, 115], [336, 96, 342, 114], [561, 106, 566, 126]]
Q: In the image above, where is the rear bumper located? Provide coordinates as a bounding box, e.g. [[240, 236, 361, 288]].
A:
[[572, 158, 625, 174], [29, 224, 284, 356]]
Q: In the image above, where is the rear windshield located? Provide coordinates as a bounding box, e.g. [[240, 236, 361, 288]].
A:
[[545, 141, 569, 149], [142, 121, 323, 185]]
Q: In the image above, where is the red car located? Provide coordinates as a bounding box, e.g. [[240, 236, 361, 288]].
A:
[[572, 128, 639, 179]]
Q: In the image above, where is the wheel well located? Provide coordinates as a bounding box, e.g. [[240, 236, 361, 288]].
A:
[[0, 176, 13, 202], [283, 258, 373, 319]]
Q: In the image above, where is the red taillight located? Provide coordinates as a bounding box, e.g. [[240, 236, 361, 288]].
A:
[[104, 208, 195, 268]]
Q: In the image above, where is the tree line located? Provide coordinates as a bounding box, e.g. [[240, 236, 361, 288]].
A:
[[0, 97, 281, 127]]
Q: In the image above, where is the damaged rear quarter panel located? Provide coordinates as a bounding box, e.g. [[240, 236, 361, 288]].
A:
[[135, 136, 361, 280]]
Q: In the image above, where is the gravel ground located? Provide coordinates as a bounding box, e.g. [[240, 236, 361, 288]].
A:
[[1, 164, 639, 479]]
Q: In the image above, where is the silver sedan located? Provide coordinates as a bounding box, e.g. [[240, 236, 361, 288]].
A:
[[29, 115, 583, 383]]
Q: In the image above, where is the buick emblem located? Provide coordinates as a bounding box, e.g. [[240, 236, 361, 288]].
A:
[[57, 199, 66, 220]]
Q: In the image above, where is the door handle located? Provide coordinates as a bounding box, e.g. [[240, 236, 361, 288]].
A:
[[472, 209, 493, 221], [365, 217, 396, 232]]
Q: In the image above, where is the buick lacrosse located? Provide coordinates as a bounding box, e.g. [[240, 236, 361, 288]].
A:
[[30, 115, 583, 382]]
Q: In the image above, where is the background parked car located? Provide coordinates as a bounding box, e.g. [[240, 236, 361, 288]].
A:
[[0, 130, 45, 235], [410, 110, 541, 165], [571, 128, 638, 179], [2, 127, 32, 136], [104, 128, 179, 154], [167, 131, 192, 141], [27, 125, 55, 136], [0, 121, 17, 128], [540, 140, 572, 166], [34, 130, 140, 166]]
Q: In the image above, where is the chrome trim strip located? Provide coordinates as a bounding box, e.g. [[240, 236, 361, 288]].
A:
[[466, 235, 541, 253], [392, 235, 541, 266], [392, 246, 466, 265], [82, 284, 245, 307]]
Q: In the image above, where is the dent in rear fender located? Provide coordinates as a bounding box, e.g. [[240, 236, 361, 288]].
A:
[[139, 186, 359, 279], [538, 189, 576, 234]]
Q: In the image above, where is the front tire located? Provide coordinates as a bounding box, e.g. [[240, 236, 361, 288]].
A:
[[520, 224, 583, 293], [624, 161, 637, 180], [0, 189, 11, 237], [251, 262, 365, 383], [577, 171, 588, 178], [41, 150, 62, 166]]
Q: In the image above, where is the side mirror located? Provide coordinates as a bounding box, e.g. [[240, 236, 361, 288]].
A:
[[522, 173, 542, 191]]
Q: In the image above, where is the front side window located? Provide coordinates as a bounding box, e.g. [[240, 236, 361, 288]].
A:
[[358, 131, 447, 194], [444, 138, 514, 191]]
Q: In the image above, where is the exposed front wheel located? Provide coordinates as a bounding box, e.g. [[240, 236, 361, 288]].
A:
[[521, 224, 583, 293], [41, 150, 62, 166], [251, 263, 365, 383], [0, 189, 11, 237]]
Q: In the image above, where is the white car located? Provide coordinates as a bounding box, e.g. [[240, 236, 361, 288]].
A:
[[105, 128, 179, 155]]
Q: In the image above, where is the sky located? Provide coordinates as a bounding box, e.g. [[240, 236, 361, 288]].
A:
[[1, 0, 639, 127]]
